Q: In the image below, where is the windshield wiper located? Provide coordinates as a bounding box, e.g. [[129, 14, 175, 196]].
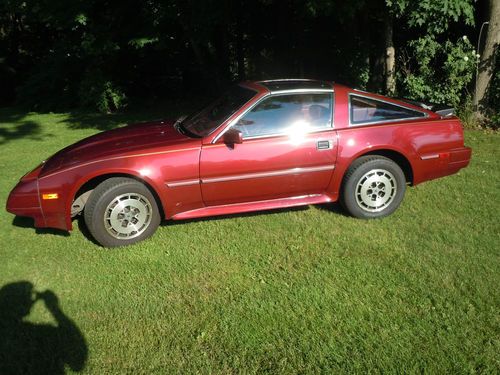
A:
[[173, 115, 201, 138], [174, 115, 186, 131]]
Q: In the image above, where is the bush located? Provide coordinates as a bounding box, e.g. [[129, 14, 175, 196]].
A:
[[78, 70, 127, 113], [456, 96, 480, 129], [399, 36, 477, 107], [17, 52, 81, 111]]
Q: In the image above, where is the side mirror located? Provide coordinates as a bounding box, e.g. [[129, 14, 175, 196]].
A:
[[223, 129, 243, 145]]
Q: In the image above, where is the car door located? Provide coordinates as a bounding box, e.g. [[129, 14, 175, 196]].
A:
[[199, 92, 338, 206]]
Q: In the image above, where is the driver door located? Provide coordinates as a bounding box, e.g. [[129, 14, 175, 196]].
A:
[[200, 92, 337, 206]]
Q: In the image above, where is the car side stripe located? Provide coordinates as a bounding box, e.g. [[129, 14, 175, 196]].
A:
[[201, 165, 335, 184], [165, 179, 200, 188]]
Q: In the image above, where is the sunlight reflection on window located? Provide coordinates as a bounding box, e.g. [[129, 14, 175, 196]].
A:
[[286, 120, 311, 145]]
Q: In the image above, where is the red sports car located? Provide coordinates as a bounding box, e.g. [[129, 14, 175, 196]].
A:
[[6, 80, 472, 247]]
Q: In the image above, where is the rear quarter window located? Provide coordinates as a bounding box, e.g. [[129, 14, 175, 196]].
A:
[[350, 95, 426, 125]]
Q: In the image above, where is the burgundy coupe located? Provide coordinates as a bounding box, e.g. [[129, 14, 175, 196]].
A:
[[7, 80, 472, 247]]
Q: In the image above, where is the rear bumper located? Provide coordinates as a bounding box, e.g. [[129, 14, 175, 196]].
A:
[[448, 146, 472, 170], [417, 146, 472, 183]]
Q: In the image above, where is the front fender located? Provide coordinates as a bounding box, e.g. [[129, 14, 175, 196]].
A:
[[38, 145, 202, 230], [38, 163, 167, 231]]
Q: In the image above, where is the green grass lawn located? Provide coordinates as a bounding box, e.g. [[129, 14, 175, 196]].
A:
[[1, 107, 499, 374]]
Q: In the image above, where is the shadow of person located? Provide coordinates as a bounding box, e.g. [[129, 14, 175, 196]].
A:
[[0, 282, 88, 375]]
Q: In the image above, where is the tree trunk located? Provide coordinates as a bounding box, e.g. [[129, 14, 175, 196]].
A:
[[367, 7, 388, 93], [367, 34, 385, 92], [474, 0, 500, 114], [384, 14, 396, 96]]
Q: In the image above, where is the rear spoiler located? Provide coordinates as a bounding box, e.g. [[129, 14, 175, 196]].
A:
[[399, 98, 455, 118]]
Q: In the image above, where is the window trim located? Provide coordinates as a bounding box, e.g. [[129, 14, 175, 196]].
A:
[[269, 88, 334, 95], [348, 93, 428, 127], [212, 90, 335, 143]]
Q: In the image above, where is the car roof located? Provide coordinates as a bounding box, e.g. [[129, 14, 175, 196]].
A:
[[255, 79, 333, 93]]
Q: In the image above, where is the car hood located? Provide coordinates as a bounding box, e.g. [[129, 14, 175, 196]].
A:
[[40, 119, 196, 176]]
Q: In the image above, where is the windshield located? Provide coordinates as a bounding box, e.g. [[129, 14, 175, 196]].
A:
[[181, 85, 257, 137]]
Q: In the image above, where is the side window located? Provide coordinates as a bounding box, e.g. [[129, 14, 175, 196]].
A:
[[233, 93, 332, 138], [350, 95, 425, 125]]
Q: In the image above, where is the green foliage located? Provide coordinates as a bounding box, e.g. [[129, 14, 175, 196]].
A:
[[385, 0, 476, 105], [0, 0, 491, 119], [17, 53, 81, 111], [388, 0, 474, 34], [128, 37, 159, 49], [74, 13, 88, 26], [400, 36, 477, 106], [79, 71, 127, 113], [456, 96, 480, 129]]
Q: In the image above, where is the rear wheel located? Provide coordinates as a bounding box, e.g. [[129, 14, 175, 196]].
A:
[[341, 156, 406, 219], [84, 178, 161, 247]]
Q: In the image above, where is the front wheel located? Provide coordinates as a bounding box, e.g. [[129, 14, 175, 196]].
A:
[[341, 156, 406, 219], [84, 178, 161, 247]]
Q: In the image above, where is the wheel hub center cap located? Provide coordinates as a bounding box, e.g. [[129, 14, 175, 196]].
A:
[[355, 169, 397, 212], [104, 194, 153, 239]]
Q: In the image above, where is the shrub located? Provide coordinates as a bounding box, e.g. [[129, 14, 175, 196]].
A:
[[399, 36, 477, 107], [78, 70, 127, 113]]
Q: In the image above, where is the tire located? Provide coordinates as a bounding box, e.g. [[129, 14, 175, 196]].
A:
[[341, 156, 406, 219], [84, 177, 161, 247]]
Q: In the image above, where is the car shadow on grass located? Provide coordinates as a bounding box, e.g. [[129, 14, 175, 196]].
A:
[[12, 217, 70, 237], [315, 202, 350, 217], [75, 216, 102, 247], [0, 281, 88, 375], [14, 203, 348, 246], [74, 207, 314, 246]]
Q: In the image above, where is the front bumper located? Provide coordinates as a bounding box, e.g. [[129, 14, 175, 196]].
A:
[[7, 164, 71, 231], [6, 170, 46, 228]]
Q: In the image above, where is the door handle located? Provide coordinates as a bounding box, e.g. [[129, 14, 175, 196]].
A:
[[317, 140, 333, 150]]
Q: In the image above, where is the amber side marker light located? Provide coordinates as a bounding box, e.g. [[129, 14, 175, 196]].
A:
[[42, 193, 59, 200]]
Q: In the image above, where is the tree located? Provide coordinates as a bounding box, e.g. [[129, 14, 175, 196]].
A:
[[0, 0, 485, 115], [474, 0, 500, 115], [389, 0, 476, 105], [384, 12, 396, 95]]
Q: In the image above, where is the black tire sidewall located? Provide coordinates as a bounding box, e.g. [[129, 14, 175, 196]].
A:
[[341, 157, 406, 219], [85, 179, 161, 247]]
